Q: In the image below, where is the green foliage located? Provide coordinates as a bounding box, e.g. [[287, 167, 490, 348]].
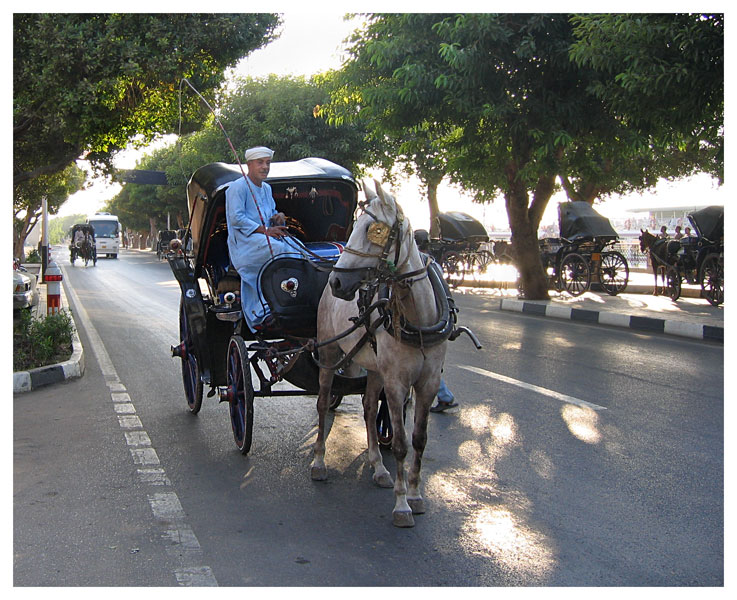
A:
[[107, 75, 370, 229], [25, 249, 42, 263], [569, 13, 723, 182], [13, 309, 75, 372], [14, 13, 281, 186]]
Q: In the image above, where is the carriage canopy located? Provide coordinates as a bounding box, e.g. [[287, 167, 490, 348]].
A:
[[438, 212, 489, 242], [185, 159, 359, 266], [558, 202, 618, 241], [688, 206, 723, 241]]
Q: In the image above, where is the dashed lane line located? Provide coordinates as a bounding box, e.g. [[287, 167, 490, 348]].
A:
[[63, 271, 217, 587]]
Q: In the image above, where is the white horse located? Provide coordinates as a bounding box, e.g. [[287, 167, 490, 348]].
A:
[[311, 181, 448, 527]]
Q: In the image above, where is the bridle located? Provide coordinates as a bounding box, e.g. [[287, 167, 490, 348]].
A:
[[331, 201, 430, 286]]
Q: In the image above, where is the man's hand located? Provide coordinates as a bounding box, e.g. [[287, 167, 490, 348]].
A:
[[271, 212, 286, 226], [261, 225, 289, 238]]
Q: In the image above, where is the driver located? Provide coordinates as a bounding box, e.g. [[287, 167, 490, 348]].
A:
[[225, 146, 306, 331]]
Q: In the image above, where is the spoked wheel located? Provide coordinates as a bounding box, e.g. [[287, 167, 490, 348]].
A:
[[329, 394, 344, 410], [700, 254, 723, 306], [470, 250, 495, 283], [178, 300, 203, 414], [665, 266, 682, 301], [599, 251, 629, 295], [441, 251, 465, 288], [225, 335, 254, 455], [559, 252, 591, 296], [376, 390, 409, 448]]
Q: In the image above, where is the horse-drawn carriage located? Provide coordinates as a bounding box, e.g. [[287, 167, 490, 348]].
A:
[[537, 201, 629, 296], [156, 229, 178, 260], [415, 212, 493, 287], [639, 206, 724, 305], [167, 158, 480, 526], [69, 223, 97, 267]]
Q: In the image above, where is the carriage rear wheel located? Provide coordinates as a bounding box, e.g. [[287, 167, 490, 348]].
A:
[[179, 300, 203, 414], [376, 390, 410, 447], [700, 254, 724, 306], [226, 335, 254, 455], [665, 266, 682, 301], [560, 252, 591, 296], [441, 251, 465, 288], [599, 251, 629, 296]]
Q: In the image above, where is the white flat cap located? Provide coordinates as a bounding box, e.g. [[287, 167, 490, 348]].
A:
[[244, 146, 274, 161]]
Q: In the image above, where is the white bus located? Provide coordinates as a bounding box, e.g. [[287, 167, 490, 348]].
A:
[[87, 213, 121, 258]]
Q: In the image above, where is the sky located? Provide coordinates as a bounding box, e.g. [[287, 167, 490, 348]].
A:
[[55, 9, 726, 234]]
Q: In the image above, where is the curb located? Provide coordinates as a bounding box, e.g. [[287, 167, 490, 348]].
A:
[[499, 298, 723, 342], [13, 278, 85, 394]]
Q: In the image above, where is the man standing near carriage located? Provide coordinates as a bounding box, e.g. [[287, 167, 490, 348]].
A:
[[225, 146, 306, 331]]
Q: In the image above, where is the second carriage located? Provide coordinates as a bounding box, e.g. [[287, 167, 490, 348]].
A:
[[538, 201, 629, 297]]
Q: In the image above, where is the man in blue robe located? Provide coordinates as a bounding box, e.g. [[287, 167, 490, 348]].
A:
[[226, 146, 305, 331]]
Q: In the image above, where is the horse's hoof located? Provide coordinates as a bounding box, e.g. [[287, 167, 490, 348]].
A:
[[373, 472, 394, 488], [408, 498, 425, 514], [310, 465, 327, 481], [393, 510, 415, 528]]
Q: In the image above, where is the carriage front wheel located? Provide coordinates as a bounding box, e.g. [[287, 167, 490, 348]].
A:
[[559, 252, 591, 296], [226, 335, 254, 455], [599, 251, 629, 296], [178, 300, 203, 414], [700, 254, 724, 306], [441, 251, 465, 288]]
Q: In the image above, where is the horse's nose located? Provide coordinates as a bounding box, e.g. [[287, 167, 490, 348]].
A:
[[329, 273, 355, 300]]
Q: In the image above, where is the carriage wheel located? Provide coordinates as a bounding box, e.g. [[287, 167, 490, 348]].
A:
[[599, 251, 629, 296], [560, 253, 591, 296], [471, 250, 494, 283], [700, 254, 724, 306], [441, 251, 465, 288], [665, 267, 682, 301], [179, 300, 203, 414], [376, 390, 409, 448], [329, 394, 344, 410], [226, 335, 254, 455]]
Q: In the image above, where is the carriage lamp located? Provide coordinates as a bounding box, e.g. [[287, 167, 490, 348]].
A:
[[223, 292, 236, 307], [169, 238, 182, 252]]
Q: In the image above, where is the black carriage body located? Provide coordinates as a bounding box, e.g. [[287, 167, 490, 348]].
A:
[[438, 212, 489, 244], [172, 158, 363, 392], [538, 202, 628, 296]]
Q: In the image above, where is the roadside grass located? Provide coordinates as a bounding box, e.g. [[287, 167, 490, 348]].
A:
[[13, 309, 75, 372]]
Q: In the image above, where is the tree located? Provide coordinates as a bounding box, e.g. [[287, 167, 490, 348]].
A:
[[218, 74, 370, 174], [13, 163, 86, 259], [316, 17, 456, 238], [13, 13, 281, 186], [569, 13, 723, 182]]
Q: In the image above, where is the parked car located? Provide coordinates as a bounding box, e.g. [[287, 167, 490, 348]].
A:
[[13, 261, 40, 312]]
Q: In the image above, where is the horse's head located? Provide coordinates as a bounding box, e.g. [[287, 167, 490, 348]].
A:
[[329, 180, 414, 300], [639, 229, 656, 253]]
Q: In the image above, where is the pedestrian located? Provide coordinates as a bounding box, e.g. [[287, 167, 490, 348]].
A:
[[658, 225, 668, 239], [225, 146, 307, 332], [430, 378, 458, 413], [674, 225, 683, 240]]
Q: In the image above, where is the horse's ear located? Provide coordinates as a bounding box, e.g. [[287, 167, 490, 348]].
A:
[[373, 179, 385, 202], [363, 180, 378, 202]]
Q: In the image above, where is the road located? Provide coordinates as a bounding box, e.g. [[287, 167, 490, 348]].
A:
[[14, 247, 724, 586]]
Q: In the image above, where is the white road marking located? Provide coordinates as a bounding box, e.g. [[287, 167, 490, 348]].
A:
[[459, 365, 608, 411], [61, 271, 217, 586]]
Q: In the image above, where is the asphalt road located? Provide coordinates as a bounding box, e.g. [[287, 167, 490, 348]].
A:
[[14, 247, 724, 586]]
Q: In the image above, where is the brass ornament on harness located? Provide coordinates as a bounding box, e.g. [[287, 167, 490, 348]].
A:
[[366, 221, 391, 247]]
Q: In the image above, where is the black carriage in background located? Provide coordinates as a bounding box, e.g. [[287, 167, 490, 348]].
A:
[[156, 229, 178, 260], [415, 211, 493, 287], [537, 201, 629, 296], [660, 206, 723, 305], [167, 159, 368, 454], [68, 223, 97, 267]]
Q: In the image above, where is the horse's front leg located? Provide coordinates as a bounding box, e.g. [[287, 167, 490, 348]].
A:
[[363, 374, 393, 488], [382, 384, 415, 527], [311, 351, 337, 481], [405, 372, 441, 517]]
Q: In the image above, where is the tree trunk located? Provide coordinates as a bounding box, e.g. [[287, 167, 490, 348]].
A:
[[13, 212, 36, 260], [504, 167, 555, 300], [426, 176, 442, 238], [149, 217, 158, 249]]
